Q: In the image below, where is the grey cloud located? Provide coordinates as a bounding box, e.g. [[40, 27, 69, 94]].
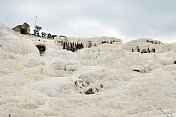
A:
[[0, 0, 176, 42]]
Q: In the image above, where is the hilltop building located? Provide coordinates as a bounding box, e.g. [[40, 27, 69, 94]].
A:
[[12, 22, 30, 34]]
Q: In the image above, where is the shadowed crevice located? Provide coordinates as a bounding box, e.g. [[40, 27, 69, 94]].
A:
[[36, 45, 46, 55]]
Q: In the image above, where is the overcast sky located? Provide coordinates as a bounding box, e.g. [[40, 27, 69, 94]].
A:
[[0, 0, 176, 42]]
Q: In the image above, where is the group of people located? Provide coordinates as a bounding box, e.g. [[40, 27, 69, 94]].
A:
[[61, 41, 84, 52], [132, 46, 156, 53], [59, 40, 119, 52], [102, 40, 118, 44]]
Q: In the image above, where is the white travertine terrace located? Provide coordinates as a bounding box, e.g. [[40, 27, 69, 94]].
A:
[[0, 23, 176, 117]]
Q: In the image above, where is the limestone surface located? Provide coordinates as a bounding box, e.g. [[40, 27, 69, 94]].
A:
[[0, 23, 176, 117]]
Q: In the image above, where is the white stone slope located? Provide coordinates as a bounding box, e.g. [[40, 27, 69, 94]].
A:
[[0, 23, 176, 117]]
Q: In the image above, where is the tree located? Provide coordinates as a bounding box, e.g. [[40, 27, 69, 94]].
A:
[[51, 35, 57, 39], [33, 25, 42, 36], [41, 32, 46, 37], [47, 33, 52, 38]]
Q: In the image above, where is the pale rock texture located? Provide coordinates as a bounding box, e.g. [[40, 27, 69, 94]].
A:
[[0, 23, 176, 117]]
